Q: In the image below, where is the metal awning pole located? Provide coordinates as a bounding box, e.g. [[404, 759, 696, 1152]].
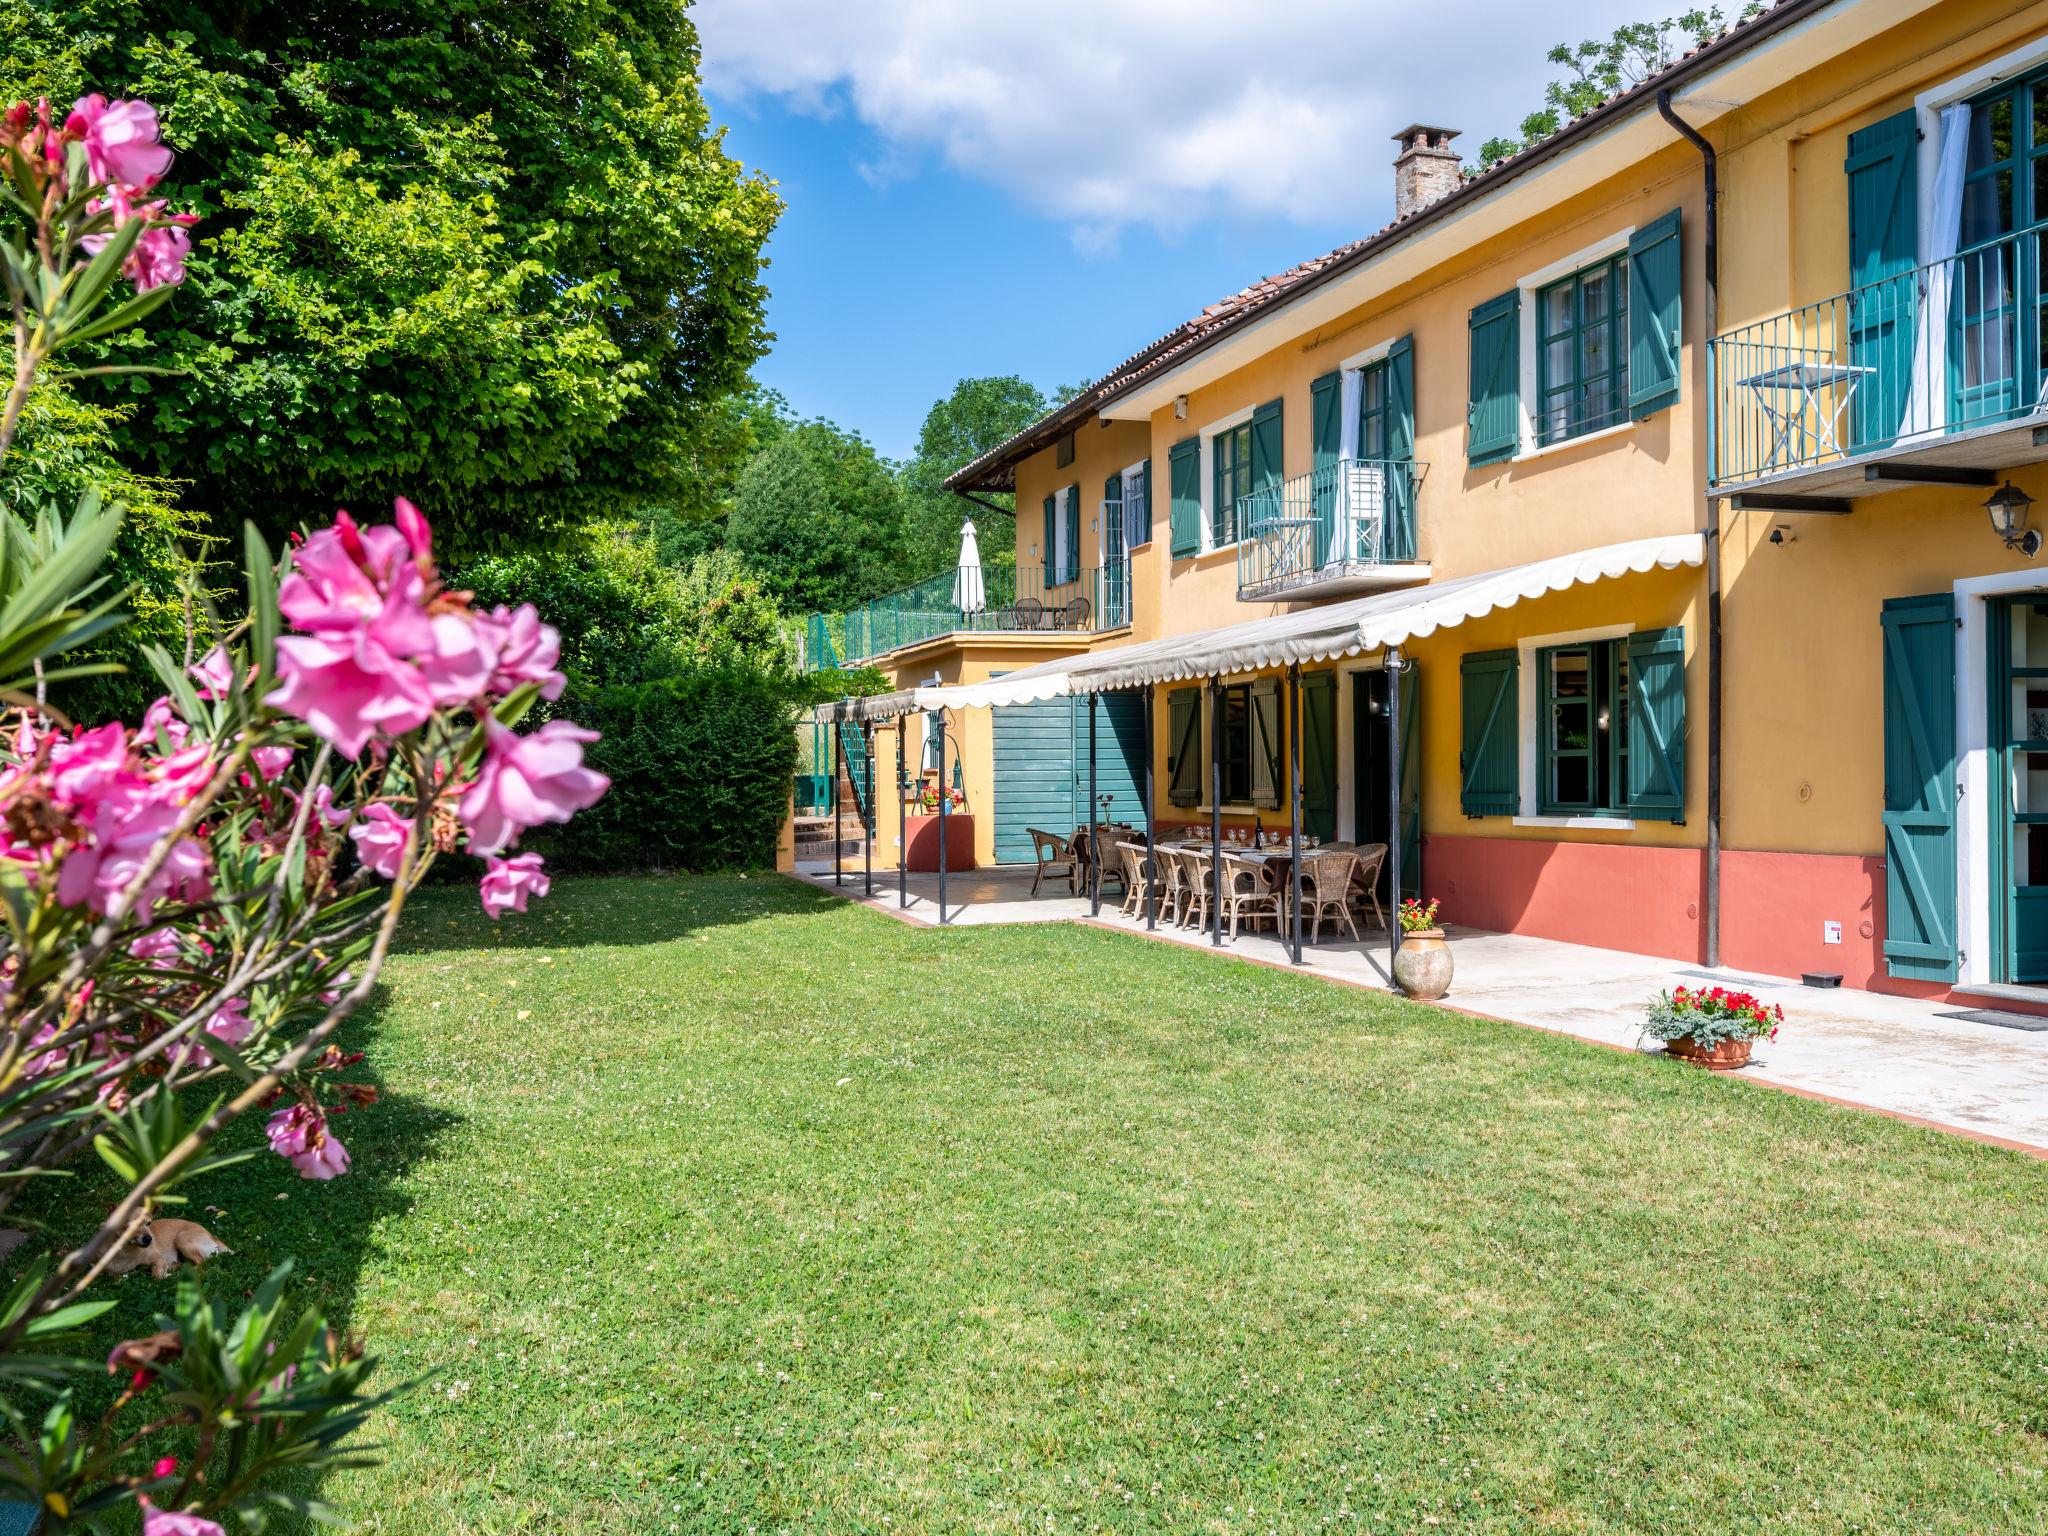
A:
[[1385, 649, 1404, 985], [1087, 692, 1100, 916], [896, 721, 907, 909], [862, 721, 874, 898], [833, 720, 844, 887], [1289, 664, 1304, 966], [1143, 686, 1158, 931], [1209, 677, 1223, 946], [935, 710, 949, 926]]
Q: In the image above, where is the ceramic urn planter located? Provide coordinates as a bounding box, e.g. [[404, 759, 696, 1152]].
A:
[[1392, 928, 1453, 1001]]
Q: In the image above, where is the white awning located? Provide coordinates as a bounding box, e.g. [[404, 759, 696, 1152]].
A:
[[813, 534, 1703, 720]]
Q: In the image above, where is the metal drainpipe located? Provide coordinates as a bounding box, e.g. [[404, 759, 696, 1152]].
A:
[[1659, 87, 1723, 970]]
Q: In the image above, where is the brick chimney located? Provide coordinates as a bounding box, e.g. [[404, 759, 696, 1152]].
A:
[[1391, 125, 1462, 220]]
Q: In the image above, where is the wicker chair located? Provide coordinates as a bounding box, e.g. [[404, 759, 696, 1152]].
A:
[[1013, 596, 1045, 631], [1116, 841, 1153, 918], [1348, 843, 1388, 931], [1058, 596, 1091, 630], [1219, 852, 1281, 941], [1027, 827, 1077, 897], [1179, 846, 1214, 931], [1304, 850, 1361, 943], [1155, 844, 1188, 923], [1083, 825, 1128, 900]]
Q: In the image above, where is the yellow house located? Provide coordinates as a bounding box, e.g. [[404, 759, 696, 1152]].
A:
[[814, 0, 2048, 1007]]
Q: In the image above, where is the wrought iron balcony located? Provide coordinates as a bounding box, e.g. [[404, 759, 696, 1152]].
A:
[[1709, 227, 2048, 497], [803, 560, 1131, 670], [1234, 458, 1425, 601]]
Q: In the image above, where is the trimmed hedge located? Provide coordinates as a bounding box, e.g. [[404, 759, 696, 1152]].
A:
[[524, 669, 797, 873]]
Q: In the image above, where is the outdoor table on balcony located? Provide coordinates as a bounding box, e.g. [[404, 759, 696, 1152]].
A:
[[1736, 359, 1875, 470]]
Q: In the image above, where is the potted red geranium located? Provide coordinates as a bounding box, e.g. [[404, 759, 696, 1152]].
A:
[[1641, 984, 1783, 1070]]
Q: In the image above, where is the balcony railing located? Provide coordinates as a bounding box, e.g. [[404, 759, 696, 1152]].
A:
[[1710, 227, 2048, 486], [1235, 458, 1420, 600], [805, 561, 1131, 670]]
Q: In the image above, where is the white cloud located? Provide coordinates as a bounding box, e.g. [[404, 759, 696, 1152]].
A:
[[696, 0, 1658, 240]]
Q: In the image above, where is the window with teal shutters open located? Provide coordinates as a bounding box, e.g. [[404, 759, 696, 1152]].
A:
[[1041, 493, 1056, 587], [1168, 438, 1200, 557], [1626, 208, 1683, 418], [1460, 650, 1518, 815], [1536, 255, 1630, 445], [1529, 631, 1685, 820], [1624, 627, 1685, 821], [1466, 291, 1520, 467], [1310, 370, 1341, 555], [1167, 687, 1202, 805]]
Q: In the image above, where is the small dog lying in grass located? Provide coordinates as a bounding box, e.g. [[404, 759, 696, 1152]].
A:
[[103, 1219, 232, 1280]]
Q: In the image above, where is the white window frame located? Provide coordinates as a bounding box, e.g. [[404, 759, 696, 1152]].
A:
[[1197, 404, 1256, 553], [1914, 35, 2048, 267], [1511, 621, 1638, 828], [1512, 228, 1635, 461], [1052, 485, 1075, 585], [1119, 458, 1149, 550]]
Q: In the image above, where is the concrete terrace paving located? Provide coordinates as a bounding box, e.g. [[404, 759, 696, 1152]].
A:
[[790, 860, 2048, 1155]]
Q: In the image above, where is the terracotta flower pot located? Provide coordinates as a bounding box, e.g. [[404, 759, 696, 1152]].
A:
[[1664, 1034, 1754, 1070], [1392, 928, 1452, 1001]]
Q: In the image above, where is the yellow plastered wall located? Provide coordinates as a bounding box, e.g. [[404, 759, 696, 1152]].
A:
[[1013, 420, 1154, 623]]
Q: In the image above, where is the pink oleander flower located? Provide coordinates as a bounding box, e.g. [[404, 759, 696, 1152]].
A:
[[128, 927, 183, 968], [250, 746, 294, 781], [348, 803, 412, 879], [276, 510, 422, 638], [266, 1102, 348, 1180], [318, 969, 352, 1005], [266, 632, 436, 759], [189, 646, 233, 699], [307, 784, 354, 828], [205, 997, 252, 1046], [459, 717, 608, 856], [48, 722, 135, 812], [151, 742, 216, 805], [56, 787, 211, 919], [479, 851, 550, 919], [78, 185, 196, 290], [140, 695, 188, 751], [20, 1022, 65, 1080], [137, 1499, 225, 1536], [152, 1456, 178, 1480], [475, 604, 566, 701], [66, 94, 173, 188]]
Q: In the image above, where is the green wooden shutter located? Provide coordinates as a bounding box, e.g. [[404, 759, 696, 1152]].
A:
[[1041, 494, 1056, 587], [1063, 482, 1082, 584], [1385, 335, 1417, 562], [1141, 457, 1154, 544], [1398, 663, 1421, 898], [1624, 627, 1686, 822], [1467, 290, 1520, 468], [1249, 677, 1282, 810], [1881, 594, 1958, 980], [1627, 208, 1683, 419], [1301, 671, 1337, 842], [1459, 649, 1518, 816], [1167, 687, 1203, 807], [1247, 397, 1284, 543], [1309, 371, 1341, 563], [1845, 110, 1919, 452], [1168, 438, 1200, 558]]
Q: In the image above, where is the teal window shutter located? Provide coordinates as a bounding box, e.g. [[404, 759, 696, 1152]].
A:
[[1881, 594, 1958, 980], [1301, 670, 1337, 841], [1624, 627, 1686, 822], [1248, 677, 1282, 810], [1310, 371, 1341, 551], [1064, 481, 1082, 583], [1627, 209, 1683, 418], [1168, 437, 1201, 557], [1385, 335, 1417, 561], [1041, 493, 1055, 587], [1250, 397, 1284, 489], [1459, 649, 1518, 816], [1139, 457, 1153, 546], [1466, 290, 1520, 467], [1167, 687, 1202, 805], [1845, 109, 1920, 452]]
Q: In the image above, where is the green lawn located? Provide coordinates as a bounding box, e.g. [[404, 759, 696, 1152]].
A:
[[55, 874, 2048, 1532]]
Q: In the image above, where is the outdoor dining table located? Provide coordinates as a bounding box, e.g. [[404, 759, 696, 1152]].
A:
[[1167, 841, 1353, 935]]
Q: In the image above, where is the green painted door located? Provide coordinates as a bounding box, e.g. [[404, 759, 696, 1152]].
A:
[[1880, 594, 1958, 981], [993, 694, 1151, 864], [993, 695, 1079, 864], [1992, 598, 2048, 982]]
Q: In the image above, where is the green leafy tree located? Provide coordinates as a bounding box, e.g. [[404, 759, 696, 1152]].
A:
[[898, 375, 1049, 579], [1474, 6, 1764, 167], [640, 384, 795, 566], [727, 420, 905, 614], [0, 0, 781, 558]]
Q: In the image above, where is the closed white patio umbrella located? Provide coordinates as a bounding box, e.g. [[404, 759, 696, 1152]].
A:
[[951, 518, 987, 615]]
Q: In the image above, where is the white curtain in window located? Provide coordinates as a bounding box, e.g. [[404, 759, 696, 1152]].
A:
[[1902, 103, 1972, 437], [1335, 367, 1363, 562], [1053, 486, 1073, 584]]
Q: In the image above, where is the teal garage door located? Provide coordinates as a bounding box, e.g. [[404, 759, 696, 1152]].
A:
[[991, 694, 1148, 864]]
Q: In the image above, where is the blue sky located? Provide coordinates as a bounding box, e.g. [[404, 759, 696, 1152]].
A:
[[699, 0, 1659, 461]]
